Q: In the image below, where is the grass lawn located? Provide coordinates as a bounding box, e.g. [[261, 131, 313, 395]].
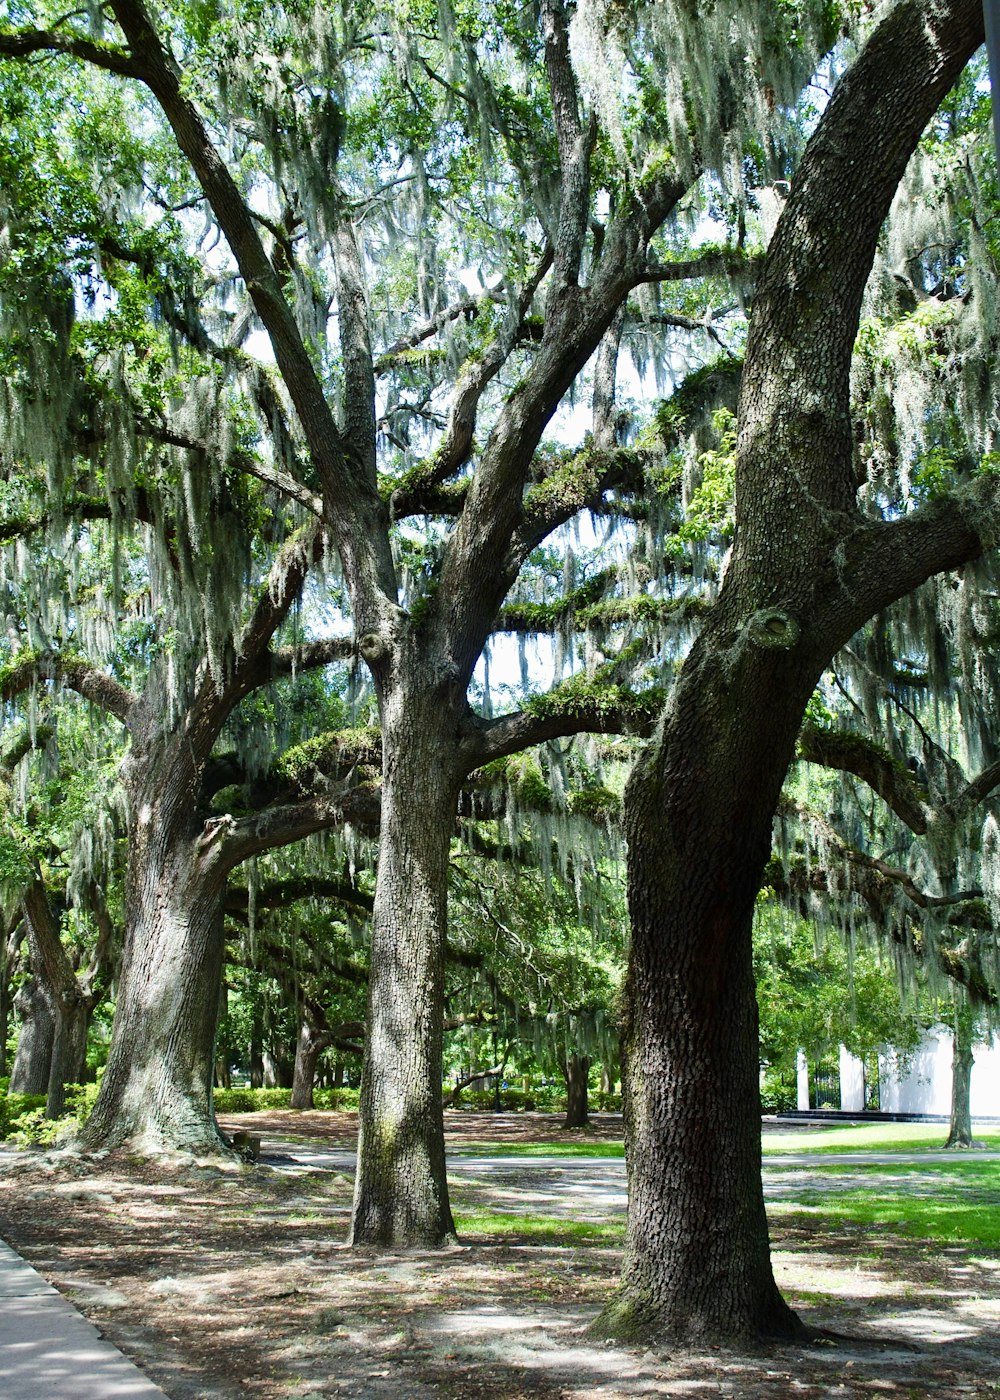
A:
[[448, 1120, 1000, 1157], [769, 1158, 1000, 1245], [762, 1121, 1000, 1154]]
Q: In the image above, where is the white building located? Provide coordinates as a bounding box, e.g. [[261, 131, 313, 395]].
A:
[[796, 1027, 1000, 1116]]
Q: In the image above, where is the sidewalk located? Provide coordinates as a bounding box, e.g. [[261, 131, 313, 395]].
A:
[[0, 1238, 168, 1398]]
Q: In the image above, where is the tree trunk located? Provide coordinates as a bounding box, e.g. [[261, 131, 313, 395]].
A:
[[594, 606, 821, 1345], [9, 977, 55, 1095], [944, 1012, 976, 1149], [291, 1019, 330, 1109], [562, 1053, 591, 1128], [250, 1006, 265, 1088], [78, 747, 229, 1156], [45, 996, 89, 1118], [19, 879, 101, 1117], [349, 693, 459, 1246], [592, 0, 985, 1347]]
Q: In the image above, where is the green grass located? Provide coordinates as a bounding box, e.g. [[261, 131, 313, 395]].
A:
[[762, 1122, 1000, 1155], [769, 1159, 1000, 1245], [454, 1208, 623, 1245], [449, 1122, 1000, 1158]]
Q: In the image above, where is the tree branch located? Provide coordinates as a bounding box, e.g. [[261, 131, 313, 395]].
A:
[[0, 25, 141, 78], [462, 681, 661, 771], [105, 0, 396, 618], [797, 722, 929, 835], [0, 652, 136, 723], [213, 783, 381, 872]]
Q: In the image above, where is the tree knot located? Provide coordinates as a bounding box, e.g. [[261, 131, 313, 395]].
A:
[[745, 608, 800, 650]]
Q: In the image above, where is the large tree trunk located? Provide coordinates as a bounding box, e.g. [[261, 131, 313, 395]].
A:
[[349, 692, 459, 1246], [562, 1053, 591, 1128], [290, 1019, 331, 1110], [944, 1012, 976, 1149], [595, 624, 817, 1345], [79, 744, 229, 1156], [594, 0, 984, 1347], [9, 977, 55, 1095]]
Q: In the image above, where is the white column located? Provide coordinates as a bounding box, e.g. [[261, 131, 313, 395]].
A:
[[796, 1050, 810, 1110], [839, 1045, 865, 1112]]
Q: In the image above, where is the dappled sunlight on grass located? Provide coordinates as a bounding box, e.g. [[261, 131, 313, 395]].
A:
[[762, 1121, 1000, 1155], [454, 1209, 623, 1246]]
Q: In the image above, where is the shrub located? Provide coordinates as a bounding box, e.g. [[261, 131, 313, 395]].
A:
[[313, 1087, 360, 1110], [0, 1082, 101, 1145], [213, 1087, 261, 1113], [0, 1092, 47, 1140], [213, 1086, 361, 1113]]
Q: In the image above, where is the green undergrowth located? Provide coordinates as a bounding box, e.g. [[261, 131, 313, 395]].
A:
[[213, 1086, 360, 1113]]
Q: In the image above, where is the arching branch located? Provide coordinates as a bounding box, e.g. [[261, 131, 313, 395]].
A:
[[1, 652, 136, 724]]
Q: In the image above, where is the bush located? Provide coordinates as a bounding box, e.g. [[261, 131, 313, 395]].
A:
[[0, 1081, 101, 1145], [313, 1087, 360, 1110], [213, 1087, 262, 1113], [213, 1086, 361, 1113], [759, 1067, 797, 1113], [0, 1092, 47, 1140]]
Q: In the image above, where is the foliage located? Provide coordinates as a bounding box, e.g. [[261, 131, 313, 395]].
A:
[[754, 902, 924, 1082], [213, 1085, 361, 1112]]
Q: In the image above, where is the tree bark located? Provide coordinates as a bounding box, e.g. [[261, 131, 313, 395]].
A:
[[78, 736, 229, 1155], [944, 1013, 976, 1149], [562, 1053, 591, 1128], [9, 977, 55, 1095], [349, 686, 460, 1246], [290, 1019, 331, 1110], [596, 0, 985, 1347], [596, 625, 817, 1345], [20, 879, 94, 1117]]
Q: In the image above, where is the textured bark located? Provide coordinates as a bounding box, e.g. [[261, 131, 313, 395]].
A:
[[290, 1019, 331, 1110], [20, 880, 96, 1117], [944, 1017, 976, 1149], [598, 624, 817, 1345], [9, 977, 55, 1095], [562, 1054, 591, 1128], [598, 0, 986, 1347], [350, 682, 460, 1246], [79, 727, 229, 1156]]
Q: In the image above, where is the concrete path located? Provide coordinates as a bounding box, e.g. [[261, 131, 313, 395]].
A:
[[0, 1238, 167, 1399]]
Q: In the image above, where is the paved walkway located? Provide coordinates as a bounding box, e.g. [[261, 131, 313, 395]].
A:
[[0, 1238, 167, 1398]]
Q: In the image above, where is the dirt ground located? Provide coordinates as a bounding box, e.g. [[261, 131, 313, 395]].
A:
[[1, 1111, 999, 1398]]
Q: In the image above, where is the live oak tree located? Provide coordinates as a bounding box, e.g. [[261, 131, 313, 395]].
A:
[[4, 0, 999, 1352], [597, 0, 1000, 1346], [2, 0, 829, 1245]]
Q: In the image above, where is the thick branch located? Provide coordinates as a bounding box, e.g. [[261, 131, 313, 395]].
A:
[[0, 652, 136, 723], [105, 0, 395, 617], [642, 249, 763, 286], [225, 877, 374, 919], [463, 683, 661, 771], [797, 723, 929, 835], [834, 473, 1000, 640], [213, 783, 381, 871], [0, 25, 141, 77]]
